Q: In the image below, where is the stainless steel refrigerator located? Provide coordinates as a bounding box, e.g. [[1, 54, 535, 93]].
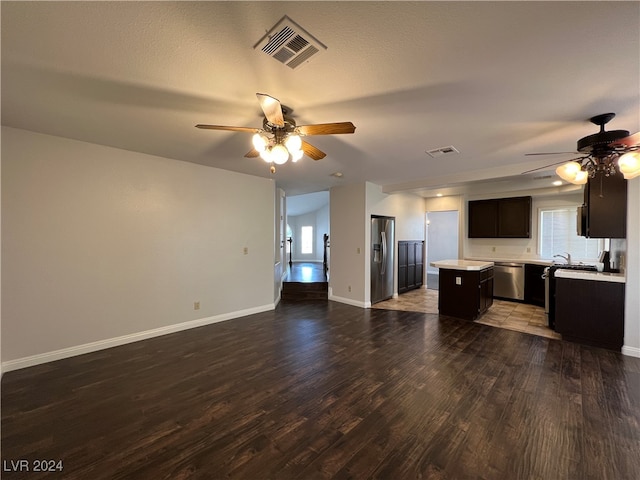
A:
[[371, 215, 395, 304]]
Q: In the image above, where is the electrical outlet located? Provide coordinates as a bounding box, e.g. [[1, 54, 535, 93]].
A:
[[357, 247, 361, 254], [194, 301, 200, 310], [492, 246, 496, 252], [348, 285, 352, 292], [456, 277, 462, 285], [526, 247, 531, 253], [243, 247, 248, 255]]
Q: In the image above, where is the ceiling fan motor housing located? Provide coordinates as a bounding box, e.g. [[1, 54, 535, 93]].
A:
[[577, 129, 630, 153], [263, 115, 296, 133], [577, 113, 629, 153]]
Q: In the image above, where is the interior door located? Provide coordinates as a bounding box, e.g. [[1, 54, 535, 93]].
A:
[[426, 210, 459, 289]]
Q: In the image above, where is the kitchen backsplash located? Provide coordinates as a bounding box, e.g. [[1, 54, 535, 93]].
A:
[[465, 239, 548, 261], [466, 238, 628, 267]]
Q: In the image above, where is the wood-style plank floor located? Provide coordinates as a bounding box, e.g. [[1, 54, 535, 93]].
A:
[[284, 262, 327, 283], [2, 301, 640, 479]]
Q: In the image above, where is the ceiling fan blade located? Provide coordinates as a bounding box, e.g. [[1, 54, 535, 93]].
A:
[[297, 122, 356, 136], [244, 148, 260, 158], [520, 157, 586, 175], [301, 141, 326, 160], [525, 152, 579, 156], [610, 131, 640, 147], [195, 124, 259, 133], [256, 93, 284, 127]]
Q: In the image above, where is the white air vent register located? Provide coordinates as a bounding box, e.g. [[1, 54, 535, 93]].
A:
[[426, 146, 460, 158], [254, 16, 327, 70]]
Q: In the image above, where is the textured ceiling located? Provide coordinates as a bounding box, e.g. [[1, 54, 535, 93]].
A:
[[2, 1, 639, 196]]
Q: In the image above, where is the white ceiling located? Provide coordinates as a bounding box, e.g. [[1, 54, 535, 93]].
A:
[[2, 1, 639, 197]]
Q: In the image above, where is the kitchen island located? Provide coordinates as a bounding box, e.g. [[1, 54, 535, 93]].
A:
[[431, 260, 494, 320]]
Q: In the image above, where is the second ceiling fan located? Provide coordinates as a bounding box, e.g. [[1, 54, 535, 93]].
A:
[[523, 113, 640, 183], [196, 93, 356, 173]]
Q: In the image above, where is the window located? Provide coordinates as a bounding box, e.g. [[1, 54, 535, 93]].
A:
[[301, 226, 313, 254], [539, 207, 603, 261]]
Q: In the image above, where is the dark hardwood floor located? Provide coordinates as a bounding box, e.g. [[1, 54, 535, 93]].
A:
[[284, 262, 328, 283], [282, 262, 329, 301], [2, 301, 640, 479]]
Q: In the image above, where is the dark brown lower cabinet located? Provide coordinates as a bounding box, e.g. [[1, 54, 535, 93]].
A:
[[438, 267, 494, 321], [555, 278, 625, 351], [398, 241, 424, 294]]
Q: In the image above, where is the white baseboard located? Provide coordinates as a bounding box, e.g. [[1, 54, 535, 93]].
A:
[[328, 294, 367, 308], [1, 303, 276, 373], [622, 345, 640, 358]]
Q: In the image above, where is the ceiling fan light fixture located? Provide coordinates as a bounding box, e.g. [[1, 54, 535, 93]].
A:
[[556, 161, 583, 183], [291, 148, 304, 162], [618, 151, 640, 179], [197, 93, 356, 171], [284, 134, 302, 152], [252, 133, 269, 153], [572, 170, 589, 185], [271, 144, 289, 165], [260, 148, 272, 163]]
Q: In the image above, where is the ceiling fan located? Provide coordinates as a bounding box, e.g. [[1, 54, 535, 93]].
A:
[[523, 113, 640, 184], [196, 93, 356, 173]]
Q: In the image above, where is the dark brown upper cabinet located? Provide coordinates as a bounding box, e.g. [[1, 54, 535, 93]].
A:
[[582, 172, 627, 238], [468, 200, 498, 238], [468, 196, 531, 238]]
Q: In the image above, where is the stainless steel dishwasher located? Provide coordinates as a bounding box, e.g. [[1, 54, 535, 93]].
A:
[[493, 262, 525, 300]]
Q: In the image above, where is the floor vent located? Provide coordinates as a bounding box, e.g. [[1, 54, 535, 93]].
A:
[[426, 146, 460, 158], [254, 16, 327, 70]]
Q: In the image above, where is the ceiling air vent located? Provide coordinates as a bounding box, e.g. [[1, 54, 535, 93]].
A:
[[426, 146, 460, 158], [254, 16, 327, 70]]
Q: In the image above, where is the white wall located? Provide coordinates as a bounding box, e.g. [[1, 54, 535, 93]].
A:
[[329, 183, 367, 306], [1, 127, 276, 369], [623, 177, 640, 357]]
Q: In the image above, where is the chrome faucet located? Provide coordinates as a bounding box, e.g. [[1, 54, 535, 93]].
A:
[[554, 253, 572, 265]]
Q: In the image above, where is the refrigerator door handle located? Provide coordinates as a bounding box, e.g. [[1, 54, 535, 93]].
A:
[[380, 231, 387, 275]]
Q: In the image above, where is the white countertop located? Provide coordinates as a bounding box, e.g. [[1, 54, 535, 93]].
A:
[[430, 259, 494, 271], [554, 269, 626, 284], [465, 256, 553, 266]]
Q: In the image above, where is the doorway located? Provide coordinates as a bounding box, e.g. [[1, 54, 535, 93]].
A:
[[426, 210, 459, 290]]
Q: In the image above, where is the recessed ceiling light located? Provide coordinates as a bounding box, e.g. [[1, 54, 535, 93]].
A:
[[553, 180, 563, 186], [436, 193, 443, 197], [331, 172, 343, 178]]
